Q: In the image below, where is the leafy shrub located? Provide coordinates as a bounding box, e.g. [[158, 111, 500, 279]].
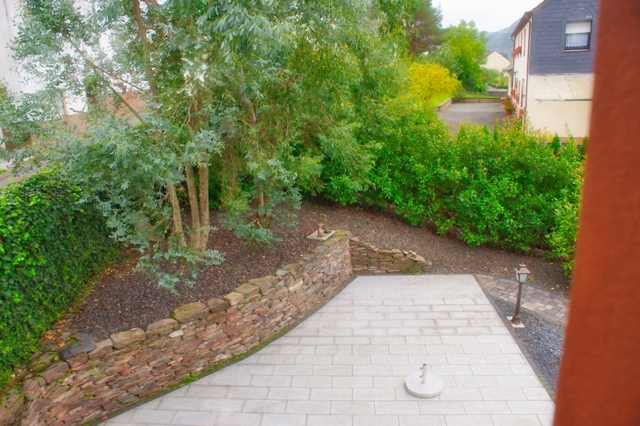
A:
[[364, 107, 583, 256], [547, 163, 583, 276], [0, 170, 118, 387], [407, 62, 461, 105]]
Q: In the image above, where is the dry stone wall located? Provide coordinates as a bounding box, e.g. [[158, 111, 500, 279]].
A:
[[350, 237, 432, 274], [8, 232, 352, 426]]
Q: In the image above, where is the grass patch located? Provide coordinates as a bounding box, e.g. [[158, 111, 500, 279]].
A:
[[0, 169, 7, 175], [428, 93, 453, 107], [460, 93, 501, 99]]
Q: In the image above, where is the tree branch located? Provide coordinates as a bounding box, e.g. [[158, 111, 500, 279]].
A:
[[132, 0, 158, 98]]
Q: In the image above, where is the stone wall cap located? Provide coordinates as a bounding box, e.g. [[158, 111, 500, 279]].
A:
[[282, 263, 302, 276], [173, 302, 209, 324], [224, 292, 244, 306], [88, 339, 114, 359], [28, 352, 60, 373], [207, 298, 230, 313], [146, 318, 178, 334], [59, 338, 96, 360], [249, 276, 278, 294], [235, 283, 260, 298], [110, 328, 146, 349]]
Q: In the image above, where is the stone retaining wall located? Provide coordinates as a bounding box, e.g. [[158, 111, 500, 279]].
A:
[[8, 232, 353, 426], [350, 237, 432, 274]]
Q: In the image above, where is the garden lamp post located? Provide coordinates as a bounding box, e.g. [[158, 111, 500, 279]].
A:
[[508, 264, 530, 328]]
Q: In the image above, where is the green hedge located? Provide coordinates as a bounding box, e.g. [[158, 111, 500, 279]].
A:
[[357, 103, 582, 262], [0, 170, 117, 386]]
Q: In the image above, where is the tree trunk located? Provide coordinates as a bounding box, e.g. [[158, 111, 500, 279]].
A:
[[132, 0, 158, 97], [167, 182, 186, 247], [198, 165, 210, 251], [185, 163, 201, 250]]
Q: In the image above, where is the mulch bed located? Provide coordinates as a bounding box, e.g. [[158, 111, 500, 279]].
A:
[[62, 200, 570, 340]]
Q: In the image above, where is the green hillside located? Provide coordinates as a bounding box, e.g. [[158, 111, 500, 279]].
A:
[[486, 20, 519, 58]]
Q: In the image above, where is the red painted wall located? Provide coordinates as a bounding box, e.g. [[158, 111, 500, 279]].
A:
[[553, 0, 640, 424]]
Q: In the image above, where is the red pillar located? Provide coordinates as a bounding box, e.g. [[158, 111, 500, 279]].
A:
[[553, 0, 640, 424]]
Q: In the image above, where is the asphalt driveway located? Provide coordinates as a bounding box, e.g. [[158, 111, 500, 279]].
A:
[[438, 103, 507, 130]]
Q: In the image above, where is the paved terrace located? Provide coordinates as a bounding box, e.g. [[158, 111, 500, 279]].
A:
[[105, 275, 554, 426]]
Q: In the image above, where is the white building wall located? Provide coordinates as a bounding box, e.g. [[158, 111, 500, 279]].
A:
[[482, 51, 511, 76], [510, 20, 532, 116], [527, 100, 592, 139], [1, 0, 22, 93]]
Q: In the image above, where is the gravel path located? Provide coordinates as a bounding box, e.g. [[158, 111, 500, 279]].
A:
[[493, 299, 566, 392]]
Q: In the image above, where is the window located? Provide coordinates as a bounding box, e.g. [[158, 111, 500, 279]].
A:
[[566, 20, 592, 50]]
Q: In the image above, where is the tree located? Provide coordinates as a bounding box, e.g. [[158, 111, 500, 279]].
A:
[[6, 0, 421, 288], [427, 20, 488, 92], [407, 62, 461, 104], [405, 0, 443, 56]]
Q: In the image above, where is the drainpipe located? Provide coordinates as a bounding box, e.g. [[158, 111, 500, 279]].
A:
[[524, 18, 533, 130]]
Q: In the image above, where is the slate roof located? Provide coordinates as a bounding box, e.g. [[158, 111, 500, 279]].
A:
[[512, 0, 599, 75], [534, 0, 598, 74], [486, 50, 509, 61], [529, 74, 594, 101]]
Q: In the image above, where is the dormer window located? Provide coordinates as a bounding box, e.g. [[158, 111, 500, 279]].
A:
[[565, 20, 592, 50]]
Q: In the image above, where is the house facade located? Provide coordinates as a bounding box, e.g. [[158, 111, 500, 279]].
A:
[[508, 0, 598, 139], [482, 51, 511, 77], [1, 0, 23, 94]]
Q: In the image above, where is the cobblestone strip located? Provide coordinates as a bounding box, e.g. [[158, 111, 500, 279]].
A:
[[475, 274, 569, 324]]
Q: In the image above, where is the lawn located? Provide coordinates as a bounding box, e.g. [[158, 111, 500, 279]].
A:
[[461, 92, 501, 99], [428, 93, 454, 107]]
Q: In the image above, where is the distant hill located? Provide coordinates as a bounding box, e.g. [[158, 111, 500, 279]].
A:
[[486, 19, 519, 58]]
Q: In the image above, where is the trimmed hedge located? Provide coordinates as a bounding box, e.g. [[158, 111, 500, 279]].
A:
[[361, 104, 583, 258], [0, 170, 117, 386]]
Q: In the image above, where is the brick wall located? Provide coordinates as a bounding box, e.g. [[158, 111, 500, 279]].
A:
[[9, 232, 352, 426]]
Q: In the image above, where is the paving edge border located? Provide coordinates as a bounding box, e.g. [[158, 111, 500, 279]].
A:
[[473, 275, 558, 401], [474, 275, 569, 326]]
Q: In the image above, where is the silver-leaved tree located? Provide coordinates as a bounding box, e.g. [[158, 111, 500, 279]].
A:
[[4, 0, 422, 289]]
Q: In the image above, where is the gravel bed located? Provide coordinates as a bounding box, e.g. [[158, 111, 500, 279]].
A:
[[493, 299, 566, 392], [60, 200, 570, 345]]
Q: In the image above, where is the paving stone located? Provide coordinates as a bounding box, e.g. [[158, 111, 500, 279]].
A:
[[104, 275, 554, 426]]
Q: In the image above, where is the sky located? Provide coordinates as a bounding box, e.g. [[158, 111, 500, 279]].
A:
[[438, 0, 543, 33]]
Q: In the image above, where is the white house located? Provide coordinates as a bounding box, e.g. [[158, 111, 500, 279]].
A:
[[1, 0, 23, 94], [482, 51, 510, 77], [507, 0, 598, 139]]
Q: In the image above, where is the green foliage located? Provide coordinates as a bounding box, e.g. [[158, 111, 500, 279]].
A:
[[222, 157, 302, 246], [135, 242, 224, 292], [407, 62, 461, 105], [482, 68, 508, 88], [0, 169, 118, 387], [428, 20, 488, 92], [0, 86, 58, 152], [406, 0, 443, 56], [550, 133, 562, 154], [580, 136, 588, 156], [365, 108, 583, 256], [547, 189, 581, 276]]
